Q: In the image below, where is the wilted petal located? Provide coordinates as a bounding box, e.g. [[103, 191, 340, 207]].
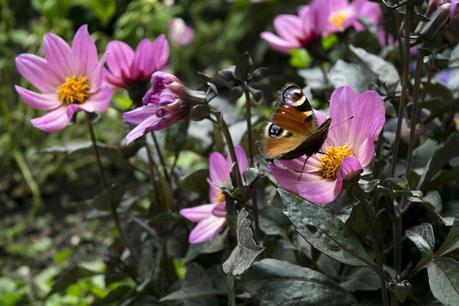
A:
[[123, 115, 161, 145], [31, 106, 71, 132], [123, 104, 158, 125], [180, 203, 215, 222], [15, 86, 60, 110], [15, 54, 61, 92], [188, 216, 226, 244], [72, 25, 98, 76]]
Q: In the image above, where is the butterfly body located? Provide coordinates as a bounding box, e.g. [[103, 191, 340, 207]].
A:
[[259, 83, 331, 161]]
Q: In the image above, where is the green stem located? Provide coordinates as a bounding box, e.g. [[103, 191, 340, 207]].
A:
[[405, 52, 423, 177], [150, 131, 171, 184], [393, 214, 403, 274], [390, 8, 412, 177], [242, 82, 254, 167], [353, 187, 390, 306], [145, 136, 163, 215]]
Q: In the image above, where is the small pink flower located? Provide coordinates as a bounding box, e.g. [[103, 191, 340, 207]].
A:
[[316, 0, 382, 35], [15, 25, 113, 132], [269, 86, 385, 205], [122, 72, 188, 144], [180, 146, 249, 244], [168, 18, 194, 46], [104, 35, 169, 88], [260, 4, 320, 53]]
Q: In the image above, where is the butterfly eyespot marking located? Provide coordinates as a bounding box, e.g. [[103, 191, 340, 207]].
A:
[[267, 123, 289, 138]]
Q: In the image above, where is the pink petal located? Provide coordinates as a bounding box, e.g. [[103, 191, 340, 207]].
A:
[[352, 0, 382, 31], [151, 35, 169, 71], [180, 203, 215, 222], [188, 216, 226, 244], [260, 32, 301, 53], [337, 156, 362, 181], [66, 86, 112, 115], [296, 174, 342, 205], [279, 154, 322, 174], [15, 86, 60, 110], [31, 106, 71, 132], [105, 40, 134, 80], [72, 25, 98, 76], [234, 145, 249, 174], [15, 54, 61, 92], [209, 151, 232, 185], [274, 14, 304, 43], [123, 104, 158, 125], [327, 86, 359, 147], [43, 33, 74, 80], [211, 202, 227, 217], [123, 115, 161, 145]]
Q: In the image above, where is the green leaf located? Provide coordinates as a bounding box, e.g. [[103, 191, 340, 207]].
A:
[[437, 210, 459, 256], [240, 258, 357, 306], [328, 60, 376, 93], [222, 208, 265, 276], [279, 189, 374, 267], [289, 49, 312, 68], [349, 45, 400, 87], [161, 264, 223, 303], [427, 258, 459, 306], [405, 223, 435, 263], [417, 133, 459, 190], [322, 34, 338, 50], [88, 185, 126, 211], [50, 266, 98, 294], [86, 0, 116, 24]]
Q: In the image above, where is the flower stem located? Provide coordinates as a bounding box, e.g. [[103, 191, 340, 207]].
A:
[[242, 82, 254, 167], [211, 111, 242, 188], [150, 131, 171, 184], [145, 136, 163, 214], [405, 52, 423, 177], [390, 8, 411, 177], [242, 83, 260, 238], [353, 187, 390, 306], [85, 112, 139, 276]]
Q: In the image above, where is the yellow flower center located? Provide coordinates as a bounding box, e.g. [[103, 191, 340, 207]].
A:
[[329, 10, 351, 29], [57, 76, 90, 105], [320, 145, 353, 180], [213, 188, 225, 204]]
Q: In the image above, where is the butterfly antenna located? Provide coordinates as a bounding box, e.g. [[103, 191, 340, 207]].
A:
[[297, 155, 311, 181], [330, 116, 354, 130]]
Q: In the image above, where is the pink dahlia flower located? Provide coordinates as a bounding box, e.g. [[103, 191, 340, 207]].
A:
[[180, 146, 249, 244], [315, 0, 382, 35], [260, 4, 320, 53], [269, 86, 385, 205], [122, 72, 188, 144], [15, 25, 113, 132], [168, 18, 194, 46], [104, 35, 169, 88]]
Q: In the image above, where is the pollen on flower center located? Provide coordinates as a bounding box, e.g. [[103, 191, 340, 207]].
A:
[[57, 76, 90, 105], [320, 145, 353, 180], [329, 11, 351, 29], [213, 188, 225, 204]]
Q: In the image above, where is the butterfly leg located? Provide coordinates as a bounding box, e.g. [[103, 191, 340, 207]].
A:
[[297, 155, 312, 181]]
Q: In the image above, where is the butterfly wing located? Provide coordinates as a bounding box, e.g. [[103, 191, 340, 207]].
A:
[[259, 84, 322, 160]]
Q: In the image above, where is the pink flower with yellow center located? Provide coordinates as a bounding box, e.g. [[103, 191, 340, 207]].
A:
[[180, 146, 249, 244], [316, 0, 382, 35], [104, 35, 169, 88], [168, 18, 194, 46], [269, 86, 385, 205], [15, 25, 113, 132]]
